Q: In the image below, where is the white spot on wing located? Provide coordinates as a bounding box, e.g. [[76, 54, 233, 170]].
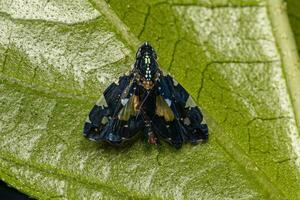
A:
[[85, 116, 91, 123], [96, 95, 107, 107], [173, 79, 179, 86], [184, 117, 191, 125], [165, 98, 172, 106], [185, 96, 197, 108], [121, 98, 129, 105]]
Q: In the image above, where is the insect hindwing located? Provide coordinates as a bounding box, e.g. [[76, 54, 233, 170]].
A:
[[155, 95, 174, 121], [118, 95, 139, 121]]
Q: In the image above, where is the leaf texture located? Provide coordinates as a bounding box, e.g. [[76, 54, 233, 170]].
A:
[[0, 0, 300, 199]]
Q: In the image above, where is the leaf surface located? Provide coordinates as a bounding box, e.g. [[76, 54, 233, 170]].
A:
[[0, 0, 300, 199], [286, 0, 300, 53]]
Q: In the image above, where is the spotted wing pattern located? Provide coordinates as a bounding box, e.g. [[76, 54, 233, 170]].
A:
[[83, 75, 144, 144], [151, 74, 208, 148], [83, 73, 208, 148]]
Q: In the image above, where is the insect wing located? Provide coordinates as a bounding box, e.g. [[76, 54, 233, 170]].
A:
[[83, 74, 138, 143]]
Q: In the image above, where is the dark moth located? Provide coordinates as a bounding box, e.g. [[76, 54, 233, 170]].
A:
[[83, 42, 208, 148]]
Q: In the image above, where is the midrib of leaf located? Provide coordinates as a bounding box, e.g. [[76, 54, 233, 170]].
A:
[[88, 0, 299, 199], [87, 0, 139, 53], [267, 0, 300, 135], [0, 8, 132, 100]]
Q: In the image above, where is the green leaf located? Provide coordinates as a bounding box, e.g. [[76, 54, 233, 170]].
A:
[[286, 0, 300, 53], [1, 0, 300, 199]]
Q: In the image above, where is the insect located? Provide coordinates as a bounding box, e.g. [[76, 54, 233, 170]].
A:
[[83, 42, 208, 148]]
